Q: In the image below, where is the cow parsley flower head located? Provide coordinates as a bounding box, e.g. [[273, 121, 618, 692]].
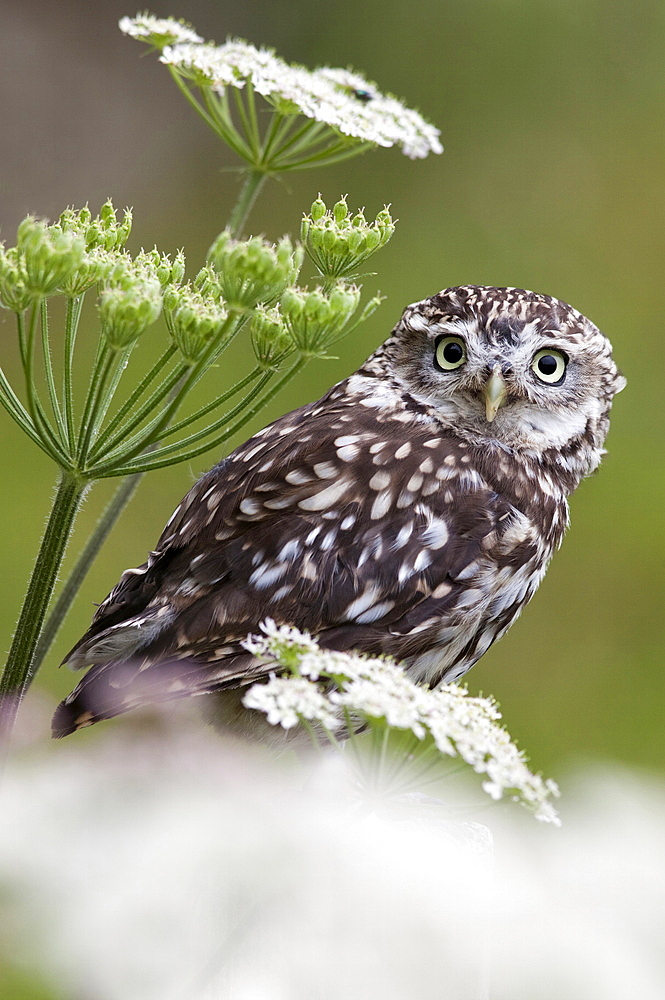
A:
[[120, 14, 442, 165], [242, 620, 560, 824], [119, 14, 203, 47]]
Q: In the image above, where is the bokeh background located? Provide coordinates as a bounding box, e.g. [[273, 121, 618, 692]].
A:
[[1, 1, 662, 795]]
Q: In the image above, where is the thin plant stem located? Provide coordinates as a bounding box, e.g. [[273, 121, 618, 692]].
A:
[[33, 472, 144, 673], [159, 366, 263, 439], [63, 295, 84, 451], [93, 367, 275, 476], [40, 299, 68, 444], [88, 344, 177, 455], [0, 364, 42, 446], [75, 346, 118, 463], [99, 357, 308, 476], [226, 170, 269, 238], [0, 472, 88, 761], [200, 89, 253, 161], [23, 304, 69, 465], [87, 355, 186, 463]]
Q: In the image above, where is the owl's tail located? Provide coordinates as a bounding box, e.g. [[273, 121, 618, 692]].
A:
[[51, 653, 261, 737]]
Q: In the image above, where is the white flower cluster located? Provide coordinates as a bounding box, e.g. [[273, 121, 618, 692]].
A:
[[120, 15, 443, 159], [119, 14, 203, 46], [242, 620, 560, 823]]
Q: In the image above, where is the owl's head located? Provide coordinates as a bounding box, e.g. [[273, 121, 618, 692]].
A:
[[379, 285, 625, 465]]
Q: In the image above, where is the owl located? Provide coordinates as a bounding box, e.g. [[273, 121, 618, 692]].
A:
[[52, 285, 625, 738]]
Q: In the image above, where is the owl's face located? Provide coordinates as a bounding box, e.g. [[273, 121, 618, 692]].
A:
[[381, 285, 625, 456]]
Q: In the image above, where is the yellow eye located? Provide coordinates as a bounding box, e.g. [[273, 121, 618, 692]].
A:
[[434, 336, 466, 371], [532, 348, 567, 384]]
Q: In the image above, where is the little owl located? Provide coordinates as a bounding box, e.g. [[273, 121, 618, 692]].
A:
[[53, 285, 625, 738]]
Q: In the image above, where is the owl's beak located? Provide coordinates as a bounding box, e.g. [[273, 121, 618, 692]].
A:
[[484, 366, 508, 422]]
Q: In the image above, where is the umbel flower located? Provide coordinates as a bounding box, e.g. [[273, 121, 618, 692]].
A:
[[242, 621, 561, 824], [120, 13, 441, 235], [120, 13, 443, 161]]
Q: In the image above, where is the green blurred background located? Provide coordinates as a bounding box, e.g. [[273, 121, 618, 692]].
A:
[[1, 0, 663, 776]]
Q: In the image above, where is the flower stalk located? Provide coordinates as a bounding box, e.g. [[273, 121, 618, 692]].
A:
[[0, 472, 88, 757]]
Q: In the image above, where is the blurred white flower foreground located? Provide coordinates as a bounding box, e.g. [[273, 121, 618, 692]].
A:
[[1, 713, 664, 1000]]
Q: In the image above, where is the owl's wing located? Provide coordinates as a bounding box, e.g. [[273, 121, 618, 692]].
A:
[[53, 386, 535, 735]]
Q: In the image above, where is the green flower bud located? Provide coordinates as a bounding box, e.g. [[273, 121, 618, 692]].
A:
[[333, 198, 349, 225], [280, 283, 360, 356], [61, 248, 118, 297], [193, 264, 224, 302], [310, 196, 327, 222], [250, 305, 294, 370], [347, 229, 364, 253], [17, 217, 85, 296], [322, 228, 337, 253], [0, 245, 32, 312], [98, 269, 162, 349], [164, 282, 228, 363], [170, 250, 187, 286], [280, 287, 303, 320], [208, 231, 303, 311], [59, 201, 132, 252], [300, 198, 395, 282], [134, 248, 184, 289]]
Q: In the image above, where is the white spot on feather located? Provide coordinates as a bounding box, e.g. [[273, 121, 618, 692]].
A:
[[343, 585, 383, 621], [285, 469, 312, 485], [369, 471, 391, 491], [422, 516, 449, 549], [298, 479, 351, 511], [313, 461, 338, 480], [336, 444, 360, 462], [370, 491, 393, 520], [239, 497, 261, 516]]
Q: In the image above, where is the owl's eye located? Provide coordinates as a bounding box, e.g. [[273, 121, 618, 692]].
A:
[[434, 336, 466, 372], [532, 348, 567, 385]]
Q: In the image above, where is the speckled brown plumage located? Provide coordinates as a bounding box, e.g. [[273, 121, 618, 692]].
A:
[[52, 285, 625, 737]]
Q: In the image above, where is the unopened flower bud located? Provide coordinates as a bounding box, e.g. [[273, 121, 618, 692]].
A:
[[98, 273, 162, 349], [208, 231, 302, 310], [164, 283, 228, 363], [280, 283, 360, 356], [300, 197, 395, 282], [250, 305, 294, 370], [333, 199, 349, 225], [0, 245, 32, 312], [17, 218, 85, 296]]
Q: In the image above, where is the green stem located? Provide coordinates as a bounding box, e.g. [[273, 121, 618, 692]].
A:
[[63, 295, 84, 451], [40, 299, 68, 444], [158, 366, 262, 439], [32, 472, 143, 673], [227, 170, 269, 238], [0, 472, 88, 759], [100, 356, 309, 476], [88, 344, 177, 457], [23, 303, 69, 465], [0, 364, 42, 446], [87, 355, 186, 464], [75, 346, 117, 463]]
